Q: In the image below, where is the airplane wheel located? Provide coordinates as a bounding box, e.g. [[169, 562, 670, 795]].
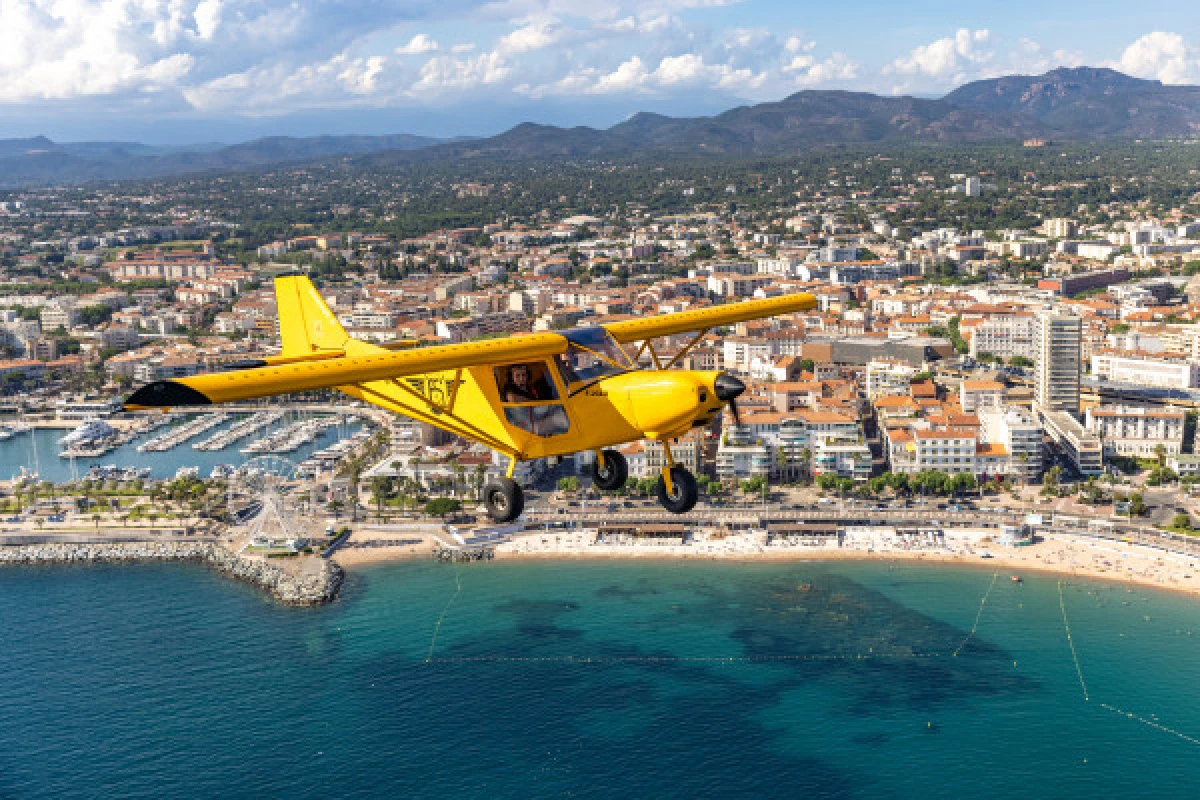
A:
[[657, 466, 698, 514], [591, 449, 628, 491], [483, 478, 524, 523]]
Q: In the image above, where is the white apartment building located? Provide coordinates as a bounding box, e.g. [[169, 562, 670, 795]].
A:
[[960, 380, 1006, 413], [1084, 406, 1185, 458], [811, 436, 873, 481], [1035, 310, 1081, 414], [620, 435, 703, 479], [968, 312, 1036, 361], [41, 302, 78, 331], [1090, 351, 1200, 389], [723, 336, 780, 375], [979, 408, 1043, 482], [886, 429, 977, 475], [866, 359, 919, 399]]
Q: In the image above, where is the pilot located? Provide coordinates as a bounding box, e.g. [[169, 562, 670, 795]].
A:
[[502, 364, 553, 403]]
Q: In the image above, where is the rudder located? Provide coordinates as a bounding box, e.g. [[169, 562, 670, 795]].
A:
[[275, 274, 350, 357]]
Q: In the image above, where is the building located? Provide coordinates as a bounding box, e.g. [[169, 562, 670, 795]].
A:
[[979, 408, 1043, 482], [1041, 410, 1104, 476], [1090, 351, 1200, 389], [1037, 268, 1130, 297], [1043, 218, 1078, 239], [1084, 406, 1185, 458], [1034, 310, 1081, 415], [866, 359, 919, 399], [967, 312, 1036, 362], [960, 380, 1006, 413]]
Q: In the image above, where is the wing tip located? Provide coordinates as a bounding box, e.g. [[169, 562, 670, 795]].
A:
[[124, 380, 212, 411]]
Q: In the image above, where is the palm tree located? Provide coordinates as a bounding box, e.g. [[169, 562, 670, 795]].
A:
[[454, 464, 466, 497], [1155, 443, 1167, 468]]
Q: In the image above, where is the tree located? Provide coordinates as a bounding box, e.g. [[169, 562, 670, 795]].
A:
[[1008, 355, 1033, 368], [1041, 465, 1062, 496], [797, 358, 815, 374], [425, 497, 461, 518], [1171, 512, 1194, 531], [557, 476, 581, 492], [1129, 492, 1147, 517], [1155, 443, 1167, 467], [369, 475, 393, 519]]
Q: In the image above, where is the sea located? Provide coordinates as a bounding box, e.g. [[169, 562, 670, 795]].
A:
[[0, 415, 363, 483], [3, 559, 1200, 798]]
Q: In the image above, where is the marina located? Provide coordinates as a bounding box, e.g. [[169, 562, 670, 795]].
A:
[[138, 412, 232, 452], [240, 413, 353, 455], [1, 413, 369, 483], [193, 410, 285, 451]]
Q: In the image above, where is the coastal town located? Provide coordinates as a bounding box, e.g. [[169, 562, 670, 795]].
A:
[[6, 146, 1200, 599]]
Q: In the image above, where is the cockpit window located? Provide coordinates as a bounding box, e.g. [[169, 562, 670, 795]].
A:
[[556, 327, 633, 387]]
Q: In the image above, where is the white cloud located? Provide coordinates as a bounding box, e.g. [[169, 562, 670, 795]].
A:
[[519, 51, 765, 97], [396, 34, 439, 56], [792, 52, 857, 86], [497, 21, 564, 54], [411, 50, 510, 92], [593, 56, 651, 92], [887, 28, 991, 82], [1112, 31, 1199, 84], [193, 0, 223, 41]]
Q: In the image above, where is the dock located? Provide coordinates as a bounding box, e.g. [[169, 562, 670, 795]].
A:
[[138, 412, 231, 452], [193, 410, 285, 451]]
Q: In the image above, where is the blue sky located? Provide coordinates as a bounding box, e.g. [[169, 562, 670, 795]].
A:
[[3, 0, 1200, 143]]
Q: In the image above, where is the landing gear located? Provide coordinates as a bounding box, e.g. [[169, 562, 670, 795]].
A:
[[591, 449, 628, 491], [483, 477, 524, 523], [657, 466, 698, 514]]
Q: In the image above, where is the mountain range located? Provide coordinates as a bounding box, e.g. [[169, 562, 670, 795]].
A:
[[3, 68, 1200, 188]]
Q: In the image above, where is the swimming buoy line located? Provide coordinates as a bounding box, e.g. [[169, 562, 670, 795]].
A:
[[425, 568, 463, 663], [1058, 579, 1200, 749], [953, 572, 999, 657]]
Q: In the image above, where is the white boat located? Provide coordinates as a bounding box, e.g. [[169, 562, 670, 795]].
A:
[[59, 418, 118, 447]]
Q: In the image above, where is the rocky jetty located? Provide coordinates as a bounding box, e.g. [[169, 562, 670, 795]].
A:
[[0, 542, 343, 606]]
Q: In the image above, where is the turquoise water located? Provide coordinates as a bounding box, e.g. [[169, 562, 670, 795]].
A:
[[3, 560, 1200, 798], [0, 418, 362, 483]]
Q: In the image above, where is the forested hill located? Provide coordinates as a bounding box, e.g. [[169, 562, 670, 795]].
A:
[[4, 67, 1200, 187]]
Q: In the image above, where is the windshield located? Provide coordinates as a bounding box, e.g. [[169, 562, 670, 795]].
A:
[[557, 327, 633, 386]]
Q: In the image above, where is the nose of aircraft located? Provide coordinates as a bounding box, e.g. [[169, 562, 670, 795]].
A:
[[714, 372, 746, 403]]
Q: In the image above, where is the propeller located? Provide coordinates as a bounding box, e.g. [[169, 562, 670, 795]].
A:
[[714, 372, 746, 427]]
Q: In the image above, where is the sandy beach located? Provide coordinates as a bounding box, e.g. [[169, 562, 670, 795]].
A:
[[327, 523, 1200, 597], [329, 530, 439, 567]]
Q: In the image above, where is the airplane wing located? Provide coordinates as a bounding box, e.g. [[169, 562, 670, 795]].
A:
[[124, 333, 567, 409], [603, 293, 817, 344]]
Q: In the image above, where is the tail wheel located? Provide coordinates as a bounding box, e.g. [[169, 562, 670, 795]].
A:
[[483, 478, 524, 523], [591, 449, 628, 491], [657, 466, 698, 514]]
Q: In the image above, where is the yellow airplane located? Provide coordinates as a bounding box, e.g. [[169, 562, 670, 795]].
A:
[[126, 274, 815, 522]]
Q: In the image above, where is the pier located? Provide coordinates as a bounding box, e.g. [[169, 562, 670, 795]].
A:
[[138, 412, 231, 453], [240, 413, 348, 455], [193, 410, 285, 451]]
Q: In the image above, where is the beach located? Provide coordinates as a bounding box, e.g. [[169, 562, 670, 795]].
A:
[[330, 523, 1200, 597]]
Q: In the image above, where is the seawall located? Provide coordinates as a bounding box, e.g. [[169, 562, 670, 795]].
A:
[[0, 542, 344, 606]]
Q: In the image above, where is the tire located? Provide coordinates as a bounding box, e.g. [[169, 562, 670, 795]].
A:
[[657, 466, 698, 514], [591, 449, 628, 491], [483, 478, 524, 523]]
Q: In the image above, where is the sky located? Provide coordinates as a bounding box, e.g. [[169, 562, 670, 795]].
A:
[[3, 0, 1200, 144]]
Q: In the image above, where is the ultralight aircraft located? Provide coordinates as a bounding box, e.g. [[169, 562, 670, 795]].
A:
[[125, 275, 816, 522]]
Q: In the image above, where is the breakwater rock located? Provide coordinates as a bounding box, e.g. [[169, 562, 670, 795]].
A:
[[0, 542, 343, 606]]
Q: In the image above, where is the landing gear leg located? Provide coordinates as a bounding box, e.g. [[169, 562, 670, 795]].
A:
[[656, 440, 697, 514]]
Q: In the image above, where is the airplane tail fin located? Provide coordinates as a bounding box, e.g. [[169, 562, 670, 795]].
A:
[[274, 273, 350, 358]]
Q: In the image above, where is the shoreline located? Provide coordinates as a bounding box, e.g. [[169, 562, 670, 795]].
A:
[[0, 542, 343, 606]]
